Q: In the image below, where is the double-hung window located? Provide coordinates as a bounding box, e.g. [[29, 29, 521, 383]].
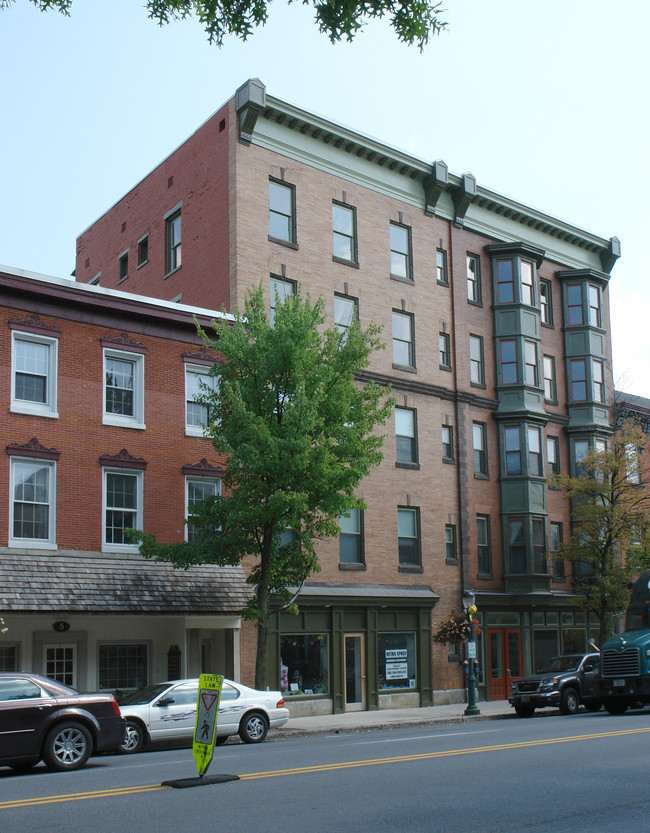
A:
[[467, 254, 481, 302], [547, 436, 560, 475], [439, 332, 451, 369], [11, 331, 58, 418], [98, 644, 148, 691], [504, 426, 522, 475], [496, 259, 515, 303], [103, 469, 143, 552], [395, 407, 417, 465], [470, 335, 484, 385], [332, 203, 357, 263], [445, 525, 457, 563], [528, 426, 542, 476], [185, 364, 218, 436], [103, 349, 145, 428], [566, 284, 583, 325], [270, 276, 296, 325], [508, 519, 526, 573], [398, 507, 420, 567], [389, 223, 412, 280], [521, 261, 534, 305], [442, 425, 454, 462], [543, 355, 556, 402], [436, 249, 448, 285], [334, 294, 358, 343], [551, 522, 564, 579], [269, 180, 295, 244], [573, 439, 589, 475], [500, 339, 518, 385], [339, 508, 364, 564], [570, 359, 587, 401], [540, 280, 552, 324], [137, 234, 149, 267], [477, 515, 491, 574], [392, 311, 415, 368], [592, 359, 605, 403], [10, 457, 56, 547], [524, 340, 538, 386], [165, 208, 182, 274], [186, 477, 222, 543], [588, 285, 601, 327], [118, 251, 129, 282], [533, 518, 546, 573], [473, 422, 487, 476]]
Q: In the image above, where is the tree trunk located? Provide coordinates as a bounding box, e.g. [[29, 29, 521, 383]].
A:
[[254, 533, 273, 691]]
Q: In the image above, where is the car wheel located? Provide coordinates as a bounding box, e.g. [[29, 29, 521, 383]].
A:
[[604, 698, 629, 715], [560, 687, 580, 715], [239, 711, 269, 743], [514, 704, 535, 718], [584, 700, 602, 713], [119, 721, 145, 754], [42, 721, 92, 772]]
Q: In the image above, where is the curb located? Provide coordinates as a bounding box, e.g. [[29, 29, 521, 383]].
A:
[[269, 710, 515, 741]]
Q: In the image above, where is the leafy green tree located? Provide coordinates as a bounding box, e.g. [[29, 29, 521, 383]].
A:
[[134, 284, 393, 689], [2, 0, 448, 48], [552, 422, 650, 648]]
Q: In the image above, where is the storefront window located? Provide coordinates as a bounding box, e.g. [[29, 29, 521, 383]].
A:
[[377, 633, 416, 690], [280, 634, 329, 696]]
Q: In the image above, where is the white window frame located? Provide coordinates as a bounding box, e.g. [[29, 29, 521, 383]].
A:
[[102, 468, 143, 553], [185, 364, 218, 437], [103, 348, 145, 429], [9, 457, 57, 548], [11, 331, 59, 418], [185, 476, 222, 543]]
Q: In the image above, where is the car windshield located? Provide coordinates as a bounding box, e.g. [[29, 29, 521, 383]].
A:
[[536, 656, 582, 673], [119, 683, 173, 705]]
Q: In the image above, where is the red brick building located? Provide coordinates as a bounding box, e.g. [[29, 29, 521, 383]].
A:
[[5, 79, 622, 712], [0, 266, 253, 693]]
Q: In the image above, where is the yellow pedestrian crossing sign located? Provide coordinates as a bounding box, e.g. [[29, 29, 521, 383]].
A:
[[193, 673, 223, 777]]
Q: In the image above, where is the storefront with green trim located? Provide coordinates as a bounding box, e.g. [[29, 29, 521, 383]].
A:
[[266, 583, 438, 715]]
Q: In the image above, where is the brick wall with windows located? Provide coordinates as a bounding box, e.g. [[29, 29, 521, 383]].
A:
[[0, 269, 229, 552]]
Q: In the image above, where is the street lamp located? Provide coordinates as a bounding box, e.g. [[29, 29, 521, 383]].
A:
[[462, 589, 481, 716]]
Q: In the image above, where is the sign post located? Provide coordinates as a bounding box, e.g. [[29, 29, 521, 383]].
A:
[[192, 673, 223, 778]]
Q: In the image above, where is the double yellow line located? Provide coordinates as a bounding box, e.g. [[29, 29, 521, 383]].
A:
[[3, 726, 650, 809]]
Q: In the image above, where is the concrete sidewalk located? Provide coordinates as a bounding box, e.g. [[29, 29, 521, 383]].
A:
[[272, 699, 514, 739]]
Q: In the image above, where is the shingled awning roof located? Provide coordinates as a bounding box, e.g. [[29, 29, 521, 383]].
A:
[[0, 553, 251, 615]]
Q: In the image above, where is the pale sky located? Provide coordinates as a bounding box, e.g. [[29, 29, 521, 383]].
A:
[[2, 0, 649, 396]]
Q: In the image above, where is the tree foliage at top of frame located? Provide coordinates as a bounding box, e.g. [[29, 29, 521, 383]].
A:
[[2, 0, 448, 49]]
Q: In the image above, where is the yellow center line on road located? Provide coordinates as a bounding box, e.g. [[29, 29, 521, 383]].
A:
[[3, 726, 650, 809], [238, 726, 650, 780], [0, 783, 166, 809]]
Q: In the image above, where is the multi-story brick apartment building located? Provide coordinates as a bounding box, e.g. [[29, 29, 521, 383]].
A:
[[0, 265, 253, 693], [72, 78, 623, 711]]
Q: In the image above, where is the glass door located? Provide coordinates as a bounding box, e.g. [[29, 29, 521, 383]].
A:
[[344, 633, 366, 711], [488, 629, 521, 700]]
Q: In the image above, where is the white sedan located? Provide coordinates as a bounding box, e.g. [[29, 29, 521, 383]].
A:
[[117, 678, 289, 753]]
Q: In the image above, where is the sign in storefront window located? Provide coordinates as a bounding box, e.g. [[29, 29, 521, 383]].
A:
[[378, 633, 416, 690], [280, 634, 329, 696]]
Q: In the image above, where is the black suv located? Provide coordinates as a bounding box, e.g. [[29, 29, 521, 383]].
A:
[[0, 672, 125, 772], [509, 653, 602, 717]]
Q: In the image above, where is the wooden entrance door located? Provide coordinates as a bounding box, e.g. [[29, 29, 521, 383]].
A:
[[488, 629, 522, 700]]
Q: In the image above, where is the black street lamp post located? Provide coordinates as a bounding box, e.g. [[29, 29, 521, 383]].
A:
[[462, 589, 481, 716]]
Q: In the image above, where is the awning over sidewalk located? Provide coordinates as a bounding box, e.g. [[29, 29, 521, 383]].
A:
[[0, 552, 251, 615]]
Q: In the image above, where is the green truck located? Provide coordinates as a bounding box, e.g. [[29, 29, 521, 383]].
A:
[[599, 570, 650, 714]]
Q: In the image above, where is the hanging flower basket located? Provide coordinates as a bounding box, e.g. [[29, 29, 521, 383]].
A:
[[432, 611, 480, 646]]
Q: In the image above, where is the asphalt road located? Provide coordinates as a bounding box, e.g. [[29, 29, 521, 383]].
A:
[[2, 709, 650, 832]]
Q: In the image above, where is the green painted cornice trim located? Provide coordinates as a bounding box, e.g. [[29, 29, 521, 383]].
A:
[[252, 89, 618, 273]]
